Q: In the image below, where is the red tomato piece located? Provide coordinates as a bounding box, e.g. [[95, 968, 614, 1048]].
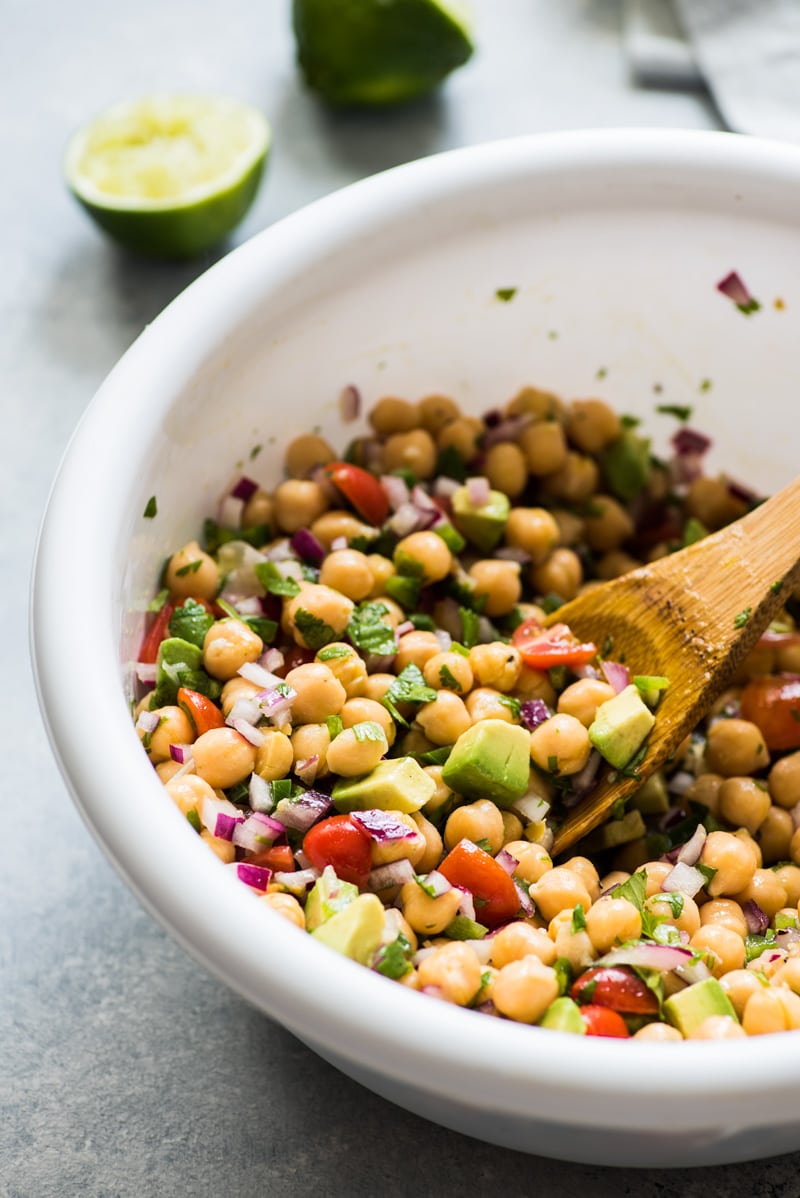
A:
[[275, 644, 316, 677], [325, 461, 388, 527], [571, 966, 659, 1015], [740, 675, 800, 750], [138, 601, 176, 664], [248, 844, 295, 873], [302, 814, 372, 888], [511, 619, 597, 671], [579, 1005, 631, 1038], [177, 687, 226, 736], [438, 839, 520, 929]]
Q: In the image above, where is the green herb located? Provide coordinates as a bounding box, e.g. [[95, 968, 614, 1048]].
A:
[[419, 745, 453, 766], [444, 915, 488, 941], [409, 613, 436, 632], [394, 549, 425, 578], [186, 808, 201, 832], [657, 891, 685, 919], [694, 862, 717, 887], [699, 378, 712, 393], [352, 721, 385, 743], [553, 957, 572, 996], [202, 518, 271, 555], [385, 573, 421, 611], [547, 754, 560, 775], [347, 601, 397, 656], [435, 445, 467, 482], [595, 366, 608, 380], [254, 560, 301, 597], [414, 874, 439, 898], [168, 598, 215, 649], [620, 413, 641, 429], [547, 329, 559, 340], [300, 565, 319, 583], [734, 607, 752, 629], [271, 779, 293, 803], [540, 593, 565, 615], [317, 645, 351, 662], [381, 664, 437, 726], [147, 587, 170, 614], [325, 714, 344, 740], [682, 516, 708, 547], [143, 495, 158, 519], [434, 522, 466, 553], [225, 781, 251, 806], [439, 664, 461, 691], [459, 606, 480, 649], [745, 931, 777, 964], [571, 904, 586, 934], [175, 559, 203, 577], [151, 637, 221, 708], [656, 404, 693, 422], [601, 634, 614, 657], [619, 741, 649, 780], [498, 695, 521, 720], [247, 616, 278, 644], [391, 466, 418, 489], [737, 298, 761, 316], [610, 796, 627, 820], [250, 443, 262, 460], [547, 665, 567, 692], [374, 934, 413, 980], [770, 580, 783, 595], [610, 868, 647, 913], [495, 287, 517, 302], [474, 838, 494, 854], [448, 641, 470, 657], [295, 608, 337, 650]]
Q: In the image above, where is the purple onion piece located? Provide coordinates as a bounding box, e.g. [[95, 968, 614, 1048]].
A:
[[742, 899, 770, 935], [495, 849, 519, 877], [351, 808, 417, 843], [229, 862, 272, 891], [273, 790, 332, 832], [290, 528, 326, 566], [520, 698, 551, 731], [231, 475, 259, 502], [672, 427, 712, 457], [676, 822, 707, 866], [339, 384, 361, 422], [601, 660, 630, 694], [716, 269, 760, 312], [598, 943, 695, 971], [514, 879, 535, 918], [367, 859, 416, 892]]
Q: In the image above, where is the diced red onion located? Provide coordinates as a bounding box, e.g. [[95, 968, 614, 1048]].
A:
[[476, 616, 495, 644], [380, 474, 411, 511], [200, 795, 245, 841], [259, 647, 284, 674], [515, 880, 536, 918], [422, 870, 452, 899], [494, 545, 532, 565], [231, 719, 265, 747], [759, 950, 786, 967], [396, 620, 414, 637], [228, 861, 272, 891], [257, 686, 296, 720], [433, 476, 461, 498], [573, 663, 601, 680], [218, 494, 244, 530], [599, 943, 695, 971], [233, 811, 285, 852], [676, 823, 707, 866], [495, 849, 520, 877], [293, 850, 319, 873], [388, 502, 422, 537], [238, 661, 283, 690], [295, 755, 320, 784], [231, 475, 259, 502], [273, 868, 319, 895], [672, 427, 712, 457], [466, 476, 491, 508], [662, 861, 706, 898], [339, 383, 361, 422], [136, 709, 161, 735], [330, 536, 348, 551], [367, 859, 416, 892], [455, 887, 476, 921], [716, 269, 757, 309], [742, 899, 770, 935], [570, 749, 602, 797], [169, 743, 194, 766], [227, 697, 262, 727], [264, 538, 297, 562], [249, 772, 274, 813], [482, 413, 534, 448], [135, 662, 158, 684], [411, 485, 437, 512], [520, 699, 551, 731], [234, 596, 264, 616], [420, 985, 445, 1000], [273, 789, 332, 832], [434, 629, 452, 652], [351, 809, 416, 843], [667, 770, 695, 797], [464, 936, 495, 966], [291, 528, 326, 566], [510, 792, 551, 824], [412, 946, 439, 967], [601, 660, 630, 694], [776, 926, 800, 947], [667, 452, 705, 489]]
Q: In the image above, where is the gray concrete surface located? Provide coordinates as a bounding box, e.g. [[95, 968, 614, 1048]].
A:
[[3, 1, 798, 1193]]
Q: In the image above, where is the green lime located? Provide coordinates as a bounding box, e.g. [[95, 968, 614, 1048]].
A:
[[292, 0, 474, 107], [64, 94, 271, 259]]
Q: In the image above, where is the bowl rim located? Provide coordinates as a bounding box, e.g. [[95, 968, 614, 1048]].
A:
[[31, 128, 800, 1130]]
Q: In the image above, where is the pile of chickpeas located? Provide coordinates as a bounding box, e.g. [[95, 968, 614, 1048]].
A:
[[136, 384, 800, 1040]]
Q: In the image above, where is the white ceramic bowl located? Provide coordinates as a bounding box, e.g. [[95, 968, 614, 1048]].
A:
[[33, 129, 800, 1167]]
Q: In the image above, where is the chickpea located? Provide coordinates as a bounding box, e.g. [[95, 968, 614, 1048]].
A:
[[369, 812, 426, 869], [540, 452, 599, 504], [645, 893, 701, 938], [394, 630, 441, 674], [633, 1023, 683, 1042], [283, 584, 354, 648], [734, 829, 762, 870], [310, 510, 376, 548], [469, 642, 521, 692], [417, 941, 483, 1006], [314, 643, 368, 699], [777, 641, 800, 674], [506, 385, 565, 422], [400, 881, 462, 936], [366, 553, 395, 598], [774, 987, 800, 1030], [423, 651, 473, 694], [504, 841, 553, 886], [492, 956, 559, 1023], [465, 687, 515, 724], [519, 421, 567, 476], [501, 811, 525, 845], [362, 672, 396, 704], [468, 559, 521, 617], [490, 922, 557, 969], [192, 727, 257, 789], [289, 723, 329, 777], [165, 773, 216, 819], [717, 777, 771, 835], [341, 697, 395, 745], [242, 488, 274, 529], [529, 547, 583, 601], [531, 867, 592, 923], [220, 676, 263, 718], [257, 728, 295, 780], [416, 691, 471, 745], [689, 1016, 746, 1041], [142, 705, 195, 764], [777, 957, 800, 995], [642, 861, 673, 897], [485, 442, 528, 498], [551, 508, 584, 548], [701, 899, 748, 937], [685, 773, 724, 816], [530, 713, 591, 777], [584, 897, 642, 953], [733, 869, 789, 918], [319, 549, 375, 601], [417, 393, 461, 433], [706, 719, 770, 777], [742, 988, 790, 1036], [201, 830, 236, 864], [595, 550, 642, 580], [444, 799, 505, 854], [286, 662, 347, 724], [504, 507, 559, 564], [165, 540, 219, 601], [326, 722, 388, 776], [410, 811, 443, 874], [775, 863, 800, 906], [557, 678, 616, 728], [582, 495, 635, 552], [284, 433, 335, 478], [258, 890, 306, 929], [600, 870, 630, 891], [685, 475, 747, 531], [155, 759, 184, 784], [691, 925, 746, 977], [700, 831, 757, 897], [369, 396, 419, 436], [437, 416, 483, 462], [719, 969, 765, 1017], [565, 398, 621, 453], [548, 909, 596, 973], [373, 595, 405, 630], [514, 666, 556, 707], [273, 479, 328, 534], [394, 530, 452, 584], [383, 429, 437, 479], [561, 856, 601, 903], [769, 752, 800, 808], [422, 764, 456, 823], [203, 619, 263, 681], [398, 726, 435, 757]]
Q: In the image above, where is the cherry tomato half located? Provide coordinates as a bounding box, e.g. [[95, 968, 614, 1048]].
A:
[[139, 601, 176, 664], [248, 844, 296, 873], [438, 839, 520, 929], [571, 966, 659, 1015], [177, 687, 226, 736], [324, 461, 388, 527], [740, 675, 800, 751], [579, 1005, 630, 1038], [511, 619, 597, 671], [302, 814, 372, 888]]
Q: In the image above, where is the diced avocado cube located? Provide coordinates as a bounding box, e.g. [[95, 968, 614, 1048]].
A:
[[451, 485, 510, 552], [663, 976, 738, 1037], [305, 865, 359, 932], [332, 756, 435, 814], [577, 809, 647, 854], [630, 771, 670, 816], [539, 996, 586, 1034], [601, 427, 652, 503], [441, 719, 531, 808], [311, 893, 385, 966], [588, 684, 655, 770], [152, 636, 205, 707]]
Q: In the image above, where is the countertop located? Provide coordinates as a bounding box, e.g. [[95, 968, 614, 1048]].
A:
[[4, 2, 797, 1194]]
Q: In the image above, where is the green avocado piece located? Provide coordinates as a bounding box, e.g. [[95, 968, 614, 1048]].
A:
[[601, 427, 652, 503], [332, 756, 435, 814], [151, 636, 217, 708], [578, 809, 647, 854], [630, 770, 670, 816], [539, 996, 587, 1035], [441, 719, 531, 808], [663, 976, 738, 1037], [311, 893, 385, 965], [305, 865, 359, 932], [451, 484, 510, 552], [588, 684, 655, 770]]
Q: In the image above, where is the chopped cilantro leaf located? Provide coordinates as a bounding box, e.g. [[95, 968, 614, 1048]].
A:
[[571, 904, 586, 933], [439, 664, 461, 691], [185, 808, 202, 832], [250, 443, 262, 460], [694, 862, 717, 888], [175, 559, 202, 577], [474, 838, 494, 854], [610, 868, 647, 913], [595, 366, 608, 381], [419, 745, 453, 765], [699, 379, 712, 393], [143, 495, 158, 519], [168, 598, 215, 649], [495, 287, 517, 302], [620, 413, 641, 429], [409, 613, 436, 632], [770, 581, 783, 595], [245, 615, 278, 644], [318, 645, 351, 662], [498, 695, 521, 720], [459, 606, 480, 649], [374, 934, 413, 980], [325, 714, 344, 740], [734, 607, 752, 629], [540, 593, 565, 615], [553, 957, 572, 995], [347, 601, 397, 656], [203, 518, 271, 555], [656, 404, 692, 422], [254, 560, 301, 597], [147, 587, 170, 614], [294, 608, 337, 650], [381, 664, 437, 726], [352, 721, 385, 743], [547, 754, 560, 775], [394, 550, 425, 578]]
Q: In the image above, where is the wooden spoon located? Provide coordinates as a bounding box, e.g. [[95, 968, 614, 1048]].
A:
[[549, 475, 800, 857]]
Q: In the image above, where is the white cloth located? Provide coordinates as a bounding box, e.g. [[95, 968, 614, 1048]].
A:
[[624, 0, 800, 142]]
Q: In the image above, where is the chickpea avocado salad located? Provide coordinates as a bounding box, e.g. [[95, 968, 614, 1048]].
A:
[[134, 386, 800, 1041]]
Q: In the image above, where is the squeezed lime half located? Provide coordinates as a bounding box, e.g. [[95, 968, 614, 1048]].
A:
[[64, 94, 271, 259], [292, 0, 474, 107]]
